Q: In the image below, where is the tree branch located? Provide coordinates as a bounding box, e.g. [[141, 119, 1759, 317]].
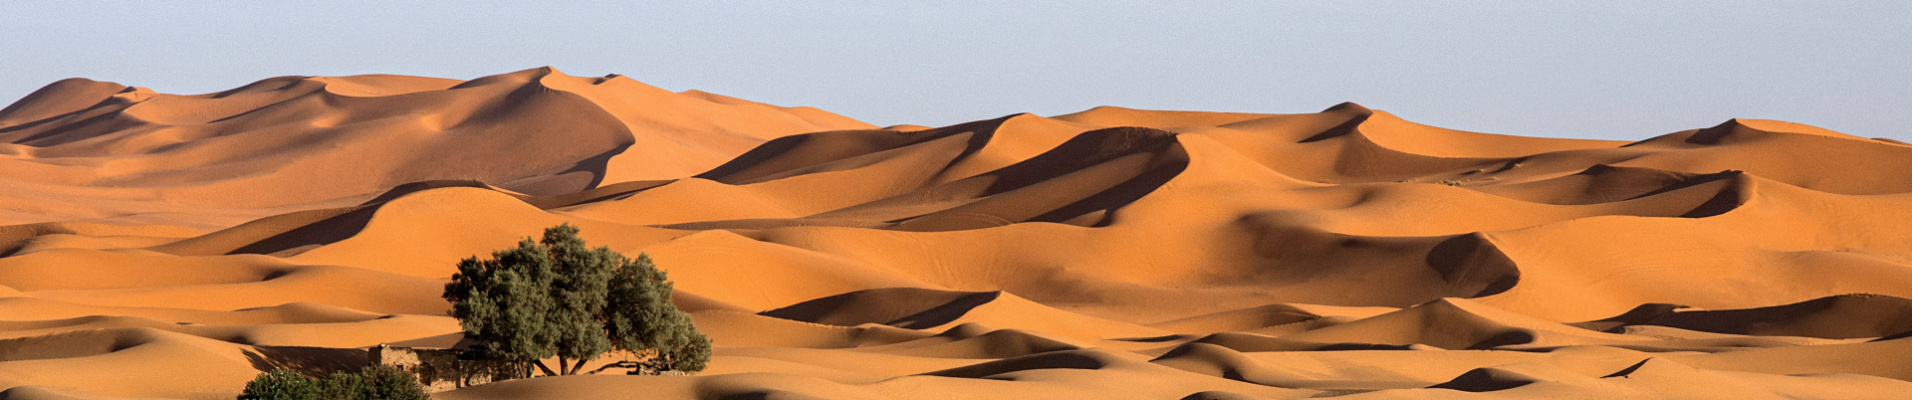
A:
[[532, 360, 558, 377], [585, 361, 637, 375]]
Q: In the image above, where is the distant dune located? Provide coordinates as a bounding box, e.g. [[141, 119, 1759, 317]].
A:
[[3, 69, 1911, 399], [0, 67, 870, 230]]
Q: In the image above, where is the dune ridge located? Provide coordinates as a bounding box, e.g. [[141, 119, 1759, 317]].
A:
[[4, 71, 1911, 399], [0, 67, 872, 229]]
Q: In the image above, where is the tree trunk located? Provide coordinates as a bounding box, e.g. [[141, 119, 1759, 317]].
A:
[[558, 357, 571, 376], [533, 360, 558, 377]]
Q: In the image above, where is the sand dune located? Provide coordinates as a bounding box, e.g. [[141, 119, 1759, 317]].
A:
[[1576, 294, 1912, 339], [3, 71, 1910, 399], [0, 68, 871, 229]]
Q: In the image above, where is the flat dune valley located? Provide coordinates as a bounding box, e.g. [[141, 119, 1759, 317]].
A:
[[5, 67, 1912, 400]]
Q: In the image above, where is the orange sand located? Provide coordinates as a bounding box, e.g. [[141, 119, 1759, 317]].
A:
[[3, 69, 1911, 399]]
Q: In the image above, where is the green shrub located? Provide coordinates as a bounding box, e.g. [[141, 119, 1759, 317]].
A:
[[238, 369, 316, 400], [238, 366, 425, 400], [359, 365, 429, 400], [316, 371, 368, 400]]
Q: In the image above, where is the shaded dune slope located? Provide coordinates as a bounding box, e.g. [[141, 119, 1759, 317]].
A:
[[1576, 294, 1912, 339]]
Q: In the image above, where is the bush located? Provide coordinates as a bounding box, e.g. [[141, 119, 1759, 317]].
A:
[[239, 369, 317, 400], [238, 366, 425, 400], [359, 365, 430, 400], [316, 371, 367, 400]]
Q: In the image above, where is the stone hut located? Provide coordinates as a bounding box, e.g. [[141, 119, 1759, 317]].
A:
[[370, 344, 530, 392]]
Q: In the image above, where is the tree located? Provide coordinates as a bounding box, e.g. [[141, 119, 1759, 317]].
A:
[[443, 237, 561, 375], [605, 254, 712, 373], [238, 369, 317, 400], [444, 223, 712, 376], [540, 224, 616, 375], [653, 310, 713, 372]]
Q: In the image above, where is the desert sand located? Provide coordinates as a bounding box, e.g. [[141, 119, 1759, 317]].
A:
[[3, 67, 1912, 399]]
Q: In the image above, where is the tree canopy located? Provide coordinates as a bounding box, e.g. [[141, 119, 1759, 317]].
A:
[[606, 253, 712, 372], [443, 223, 712, 376]]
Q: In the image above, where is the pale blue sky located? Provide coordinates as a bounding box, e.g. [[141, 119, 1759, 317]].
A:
[[3, 1, 1907, 140]]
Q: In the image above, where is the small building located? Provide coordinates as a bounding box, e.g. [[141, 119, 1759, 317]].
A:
[[370, 344, 530, 392]]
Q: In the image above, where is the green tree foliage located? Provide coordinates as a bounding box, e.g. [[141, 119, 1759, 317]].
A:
[[443, 237, 561, 375], [239, 366, 425, 400], [606, 254, 713, 372], [540, 224, 615, 375], [238, 369, 317, 400], [656, 311, 713, 372], [444, 223, 713, 376]]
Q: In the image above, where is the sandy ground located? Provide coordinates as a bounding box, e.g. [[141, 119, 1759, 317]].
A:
[[3, 69, 1912, 399]]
